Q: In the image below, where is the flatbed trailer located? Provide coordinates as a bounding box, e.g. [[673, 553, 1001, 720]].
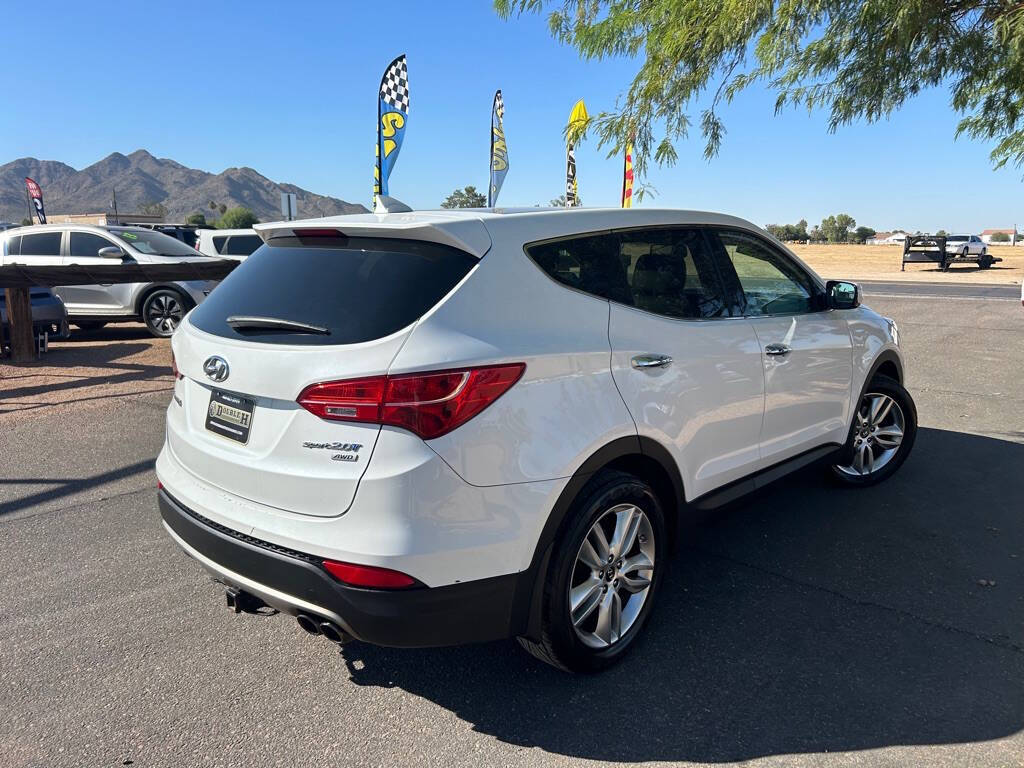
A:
[[902, 235, 1002, 272]]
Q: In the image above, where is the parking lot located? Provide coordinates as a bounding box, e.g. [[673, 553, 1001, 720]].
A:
[[1, 286, 1022, 768]]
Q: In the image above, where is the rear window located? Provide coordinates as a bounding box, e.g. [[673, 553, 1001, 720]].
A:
[[224, 234, 261, 256], [188, 236, 477, 345]]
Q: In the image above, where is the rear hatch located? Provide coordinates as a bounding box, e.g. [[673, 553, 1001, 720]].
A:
[[167, 231, 480, 517]]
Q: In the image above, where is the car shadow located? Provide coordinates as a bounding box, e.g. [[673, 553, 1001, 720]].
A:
[[335, 427, 1023, 763]]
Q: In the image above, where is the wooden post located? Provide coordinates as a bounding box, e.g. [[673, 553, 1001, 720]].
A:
[[4, 287, 34, 362]]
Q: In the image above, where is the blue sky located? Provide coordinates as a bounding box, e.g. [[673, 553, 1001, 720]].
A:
[[1, 0, 1020, 232]]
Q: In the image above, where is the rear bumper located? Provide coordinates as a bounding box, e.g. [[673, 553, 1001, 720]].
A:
[[158, 489, 518, 648]]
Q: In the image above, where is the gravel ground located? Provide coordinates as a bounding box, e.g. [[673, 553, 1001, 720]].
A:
[[0, 324, 172, 424]]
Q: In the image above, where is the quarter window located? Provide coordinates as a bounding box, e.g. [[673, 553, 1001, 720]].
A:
[[5, 235, 21, 256], [212, 236, 228, 254], [527, 233, 632, 305], [224, 234, 262, 257], [713, 230, 816, 316]]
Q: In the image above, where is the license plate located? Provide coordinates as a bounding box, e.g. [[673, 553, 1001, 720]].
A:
[[205, 389, 255, 444]]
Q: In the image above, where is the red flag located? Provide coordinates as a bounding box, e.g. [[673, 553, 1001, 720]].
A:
[[25, 177, 46, 224]]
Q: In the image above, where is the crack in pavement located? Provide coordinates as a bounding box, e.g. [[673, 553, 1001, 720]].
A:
[[691, 546, 1024, 656]]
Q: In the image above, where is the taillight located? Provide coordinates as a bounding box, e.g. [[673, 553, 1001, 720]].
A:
[[322, 559, 417, 589], [170, 349, 182, 380], [297, 363, 525, 440]]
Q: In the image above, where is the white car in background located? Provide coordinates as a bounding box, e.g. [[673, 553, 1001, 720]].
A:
[[0, 224, 219, 337], [195, 228, 263, 260], [944, 234, 987, 257], [157, 207, 915, 672]]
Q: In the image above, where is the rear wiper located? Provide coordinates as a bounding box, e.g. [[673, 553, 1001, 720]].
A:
[[226, 315, 330, 335]]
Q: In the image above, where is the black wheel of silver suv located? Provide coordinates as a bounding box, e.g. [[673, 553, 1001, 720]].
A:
[[518, 470, 666, 673], [831, 375, 917, 486]]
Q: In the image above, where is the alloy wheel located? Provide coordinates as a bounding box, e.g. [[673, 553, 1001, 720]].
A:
[[569, 503, 655, 649], [835, 392, 906, 477], [146, 293, 184, 335]]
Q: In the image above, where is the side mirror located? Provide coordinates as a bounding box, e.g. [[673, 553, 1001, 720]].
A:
[[97, 246, 125, 260], [826, 280, 860, 309]]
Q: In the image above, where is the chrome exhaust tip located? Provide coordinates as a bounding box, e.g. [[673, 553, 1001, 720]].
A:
[[295, 614, 322, 635], [319, 621, 353, 645]]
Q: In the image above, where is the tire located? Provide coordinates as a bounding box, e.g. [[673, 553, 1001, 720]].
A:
[[831, 375, 917, 487], [142, 289, 189, 338], [517, 470, 667, 673], [73, 321, 107, 332]]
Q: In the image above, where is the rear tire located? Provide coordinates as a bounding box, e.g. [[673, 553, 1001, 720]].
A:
[[517, 470, 667, 673], [831, 375, 917, 487], [142, 289, 189, 338]]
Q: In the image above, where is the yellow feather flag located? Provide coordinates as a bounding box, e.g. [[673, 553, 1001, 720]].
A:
[[566, 99, 588, 207]]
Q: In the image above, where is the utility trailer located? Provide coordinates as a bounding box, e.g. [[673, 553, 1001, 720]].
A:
[[902, 235, 1001, 272]]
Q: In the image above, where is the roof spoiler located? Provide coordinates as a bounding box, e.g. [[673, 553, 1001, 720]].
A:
[[373, 195, 413, 214]]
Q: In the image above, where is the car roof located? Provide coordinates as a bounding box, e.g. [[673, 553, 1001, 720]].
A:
[[200, 228, 256, 237], [253, 207, 769, 260]]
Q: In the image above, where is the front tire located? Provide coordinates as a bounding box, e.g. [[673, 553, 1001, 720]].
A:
[[518, 470, 667, 673], [831, 375, 917, 487], [142, 289, 188, 338]]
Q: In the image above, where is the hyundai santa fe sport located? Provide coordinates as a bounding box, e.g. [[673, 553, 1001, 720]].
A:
[[157, 207, 916, 672]]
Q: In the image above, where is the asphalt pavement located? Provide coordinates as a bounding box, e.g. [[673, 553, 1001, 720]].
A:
[[860, 280, 1020, 301], [1, 293, 1022, 768]]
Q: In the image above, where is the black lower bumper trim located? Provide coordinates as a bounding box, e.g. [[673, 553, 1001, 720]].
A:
[[158, 490, 517, 648]]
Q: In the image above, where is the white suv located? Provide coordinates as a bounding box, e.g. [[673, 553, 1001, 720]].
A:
[[0, 224, 219, 337], [157, 208, 915, 672]]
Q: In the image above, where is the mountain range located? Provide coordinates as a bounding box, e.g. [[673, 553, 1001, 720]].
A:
[[0, 149, 367, 224]]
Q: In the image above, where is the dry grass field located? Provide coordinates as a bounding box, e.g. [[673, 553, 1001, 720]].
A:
[[790, 243, 1024, 285]]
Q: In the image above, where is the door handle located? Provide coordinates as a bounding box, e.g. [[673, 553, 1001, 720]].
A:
[[764, 343, 791, 356], [631, 354, 673, 369]]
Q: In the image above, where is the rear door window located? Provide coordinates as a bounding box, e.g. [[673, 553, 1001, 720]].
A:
[[20, 232, 63, 256], [618, 228, 730, 319], [224, 234, 262, 256], [188, 236, 477, 345]]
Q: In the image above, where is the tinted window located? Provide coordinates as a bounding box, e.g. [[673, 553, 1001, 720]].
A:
[[224, 234, 262, 256], [5, 235, 20, 256], [212, 236, 228, 254], [713, 230, 816, 316], [189, 236, 477, 345], [70, 232, 120, 257], [618, 228, 728, 319], [20, 232, 62, 256], [527, 233, 631, 305]]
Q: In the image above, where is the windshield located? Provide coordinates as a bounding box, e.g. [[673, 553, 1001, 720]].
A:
[[110, 228, 206, 257]]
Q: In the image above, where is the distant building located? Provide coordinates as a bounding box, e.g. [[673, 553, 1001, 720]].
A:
[[866, 231, 908, 245], [44, 212, 165, 226], [979, 228, 1018, 245]]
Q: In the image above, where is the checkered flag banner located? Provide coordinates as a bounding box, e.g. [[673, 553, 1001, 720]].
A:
[[494, 90, 504, 121], [379, 55, 409, 113], [376, 54, 409, 198]]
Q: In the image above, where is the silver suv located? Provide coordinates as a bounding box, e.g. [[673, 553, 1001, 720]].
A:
[[0, 225, 219, 337]]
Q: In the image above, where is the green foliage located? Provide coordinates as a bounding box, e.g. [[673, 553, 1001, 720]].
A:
[[208, 201, 217, 211], [765, 218, 808, 241], [821, 213, 856, 243], [852, 226, 877, 244], [808, 225, 824, 242], [495, 1, 1024, 176], [20, 217, 31, 226], [218, 203, 227, 215], [217, 207, 259, 229], [547, 194, 582, 207], [185, 213, 207, 228], [440, 186, 487, 208], [935, 229, 948, 237], [989, 231, 1011, 242], [138, 201, 167, 218]]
